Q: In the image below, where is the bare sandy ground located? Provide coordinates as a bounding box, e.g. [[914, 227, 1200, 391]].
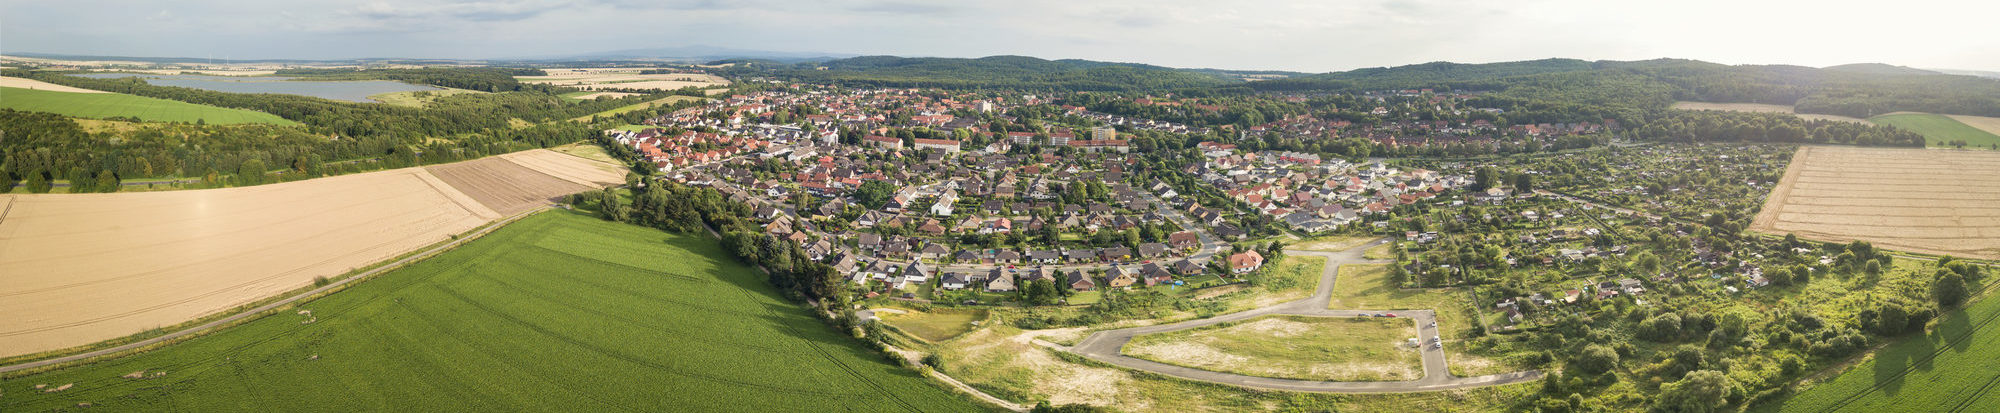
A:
[[0, 149, 619, 357], [1750, 146, 2000, 259], [0, 76, 109, 93], [1946, 114, 2000, 137], [1673, 101, 1868, 123]]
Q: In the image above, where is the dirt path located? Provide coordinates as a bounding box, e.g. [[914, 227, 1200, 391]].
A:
[[1064, 240, 1544, 393], [881, 345, 1029, 412]]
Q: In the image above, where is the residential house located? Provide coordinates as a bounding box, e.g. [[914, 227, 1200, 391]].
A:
[[986, 272, 1017, 292], [1067, 270, 1097, 291], [1168, 231, 1201, 250], [1173, 259, 1204, 275], [1228, 250, 1265, 274], [918, 243, 950, 259]]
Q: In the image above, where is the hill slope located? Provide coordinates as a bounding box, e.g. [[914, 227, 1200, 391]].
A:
[[0, 211, 983, 412], [727, 55, 1239, 91]]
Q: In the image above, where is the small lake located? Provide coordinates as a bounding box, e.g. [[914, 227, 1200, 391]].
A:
[[72, 73, 441, 103]]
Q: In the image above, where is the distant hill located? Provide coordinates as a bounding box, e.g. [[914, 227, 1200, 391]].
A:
[[1250, 58, 1598, 91], [1928, 68, 2000, 79], [723, 55, 1241, 91], [1822, 63, 1940, 76], [1231, 57, 2000, 118], [513, 45, 854, 63]]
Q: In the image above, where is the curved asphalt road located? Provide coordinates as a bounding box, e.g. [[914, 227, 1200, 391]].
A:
[[1065, 239, 1544, 393]]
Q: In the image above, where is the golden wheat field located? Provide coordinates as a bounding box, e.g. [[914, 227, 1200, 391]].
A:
[[1751, 146, 2000, 259]]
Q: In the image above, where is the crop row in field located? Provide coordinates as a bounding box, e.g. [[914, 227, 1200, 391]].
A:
[[1, 211, 981, 411], [0, 86, 296, 125], [1751, 146, 2000, 260], [1766, 280, 2000, 412]]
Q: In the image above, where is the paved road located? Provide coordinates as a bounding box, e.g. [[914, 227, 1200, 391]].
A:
[[1065, 239, 1545, 393], [0, 208, 546, 374]]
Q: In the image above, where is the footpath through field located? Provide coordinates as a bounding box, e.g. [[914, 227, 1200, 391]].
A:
[[1063, 239, 1544, 393]]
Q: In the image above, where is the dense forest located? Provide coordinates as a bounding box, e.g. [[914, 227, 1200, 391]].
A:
[[1630, 110, 1925, 146]]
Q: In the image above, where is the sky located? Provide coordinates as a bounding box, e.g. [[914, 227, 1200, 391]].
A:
[[4, 0, 1996, 73]]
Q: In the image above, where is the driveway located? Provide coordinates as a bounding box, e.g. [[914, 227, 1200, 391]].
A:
[[1065, 239, 1544, 393]]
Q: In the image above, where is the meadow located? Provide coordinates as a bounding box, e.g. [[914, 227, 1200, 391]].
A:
[[0, 86, 296, 125], [1, 211, 983, 412], [878, 308, 989, 343], [1329, 264, 1509, 376], [1124, 315, 1422, 381], [1868, 113, 2000, 148]]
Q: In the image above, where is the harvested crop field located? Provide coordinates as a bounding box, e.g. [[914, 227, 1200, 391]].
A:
[[1673, 101, 1868, 123], [0, 149, 619, 357], [496, 149, 626, 187], [424, 152, 621, 216], [1750, 146, 2000, 259], [0, 76, 107, 93]]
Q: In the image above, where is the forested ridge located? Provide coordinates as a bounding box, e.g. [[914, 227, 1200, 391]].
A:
[[1256, 58, 2000, 118], [717, 55, 1240, 91]]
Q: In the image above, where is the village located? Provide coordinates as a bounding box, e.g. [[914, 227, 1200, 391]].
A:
[[589, 85, 1602, 304], [591, 84, 1798, 323]]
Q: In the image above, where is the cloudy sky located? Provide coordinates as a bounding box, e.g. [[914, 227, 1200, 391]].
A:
[[4, 0, 1995, 72]]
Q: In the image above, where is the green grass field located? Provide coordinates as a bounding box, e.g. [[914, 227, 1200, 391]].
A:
[[1762, 281, 2000, 412], [1, 211, 981, 412], [1329, 264, 1511, 376], [1868, 113, 2000, 149], [879, 308, 988, 342], [1125, 315, 1421, 381], [0, 87, 297, 125]]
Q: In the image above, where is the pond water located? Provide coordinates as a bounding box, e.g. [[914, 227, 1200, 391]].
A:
[[72, 73, 440, 103]]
